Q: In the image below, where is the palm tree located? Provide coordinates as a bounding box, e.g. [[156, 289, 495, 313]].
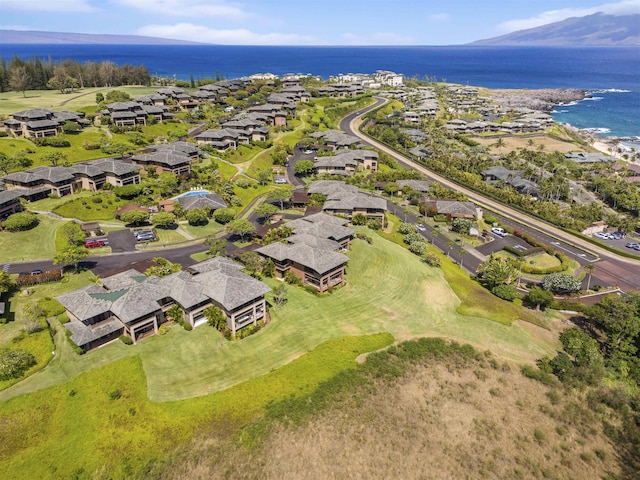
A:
[[492, 138, 506, 155], [430, 229, 439, 244], [446, 241, 454, 258], [584, 263, 596, 291], [458, 249, 467, 268]]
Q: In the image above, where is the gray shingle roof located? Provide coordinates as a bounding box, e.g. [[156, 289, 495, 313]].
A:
[[177, 193, 226, 211], [256, 242, 349, 276], [65, 317, 123, 347]]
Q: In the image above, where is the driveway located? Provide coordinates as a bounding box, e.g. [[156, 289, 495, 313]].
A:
[[107, 229, 137, 253]]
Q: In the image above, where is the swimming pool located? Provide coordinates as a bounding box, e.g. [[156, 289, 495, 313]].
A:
[[175, 189, 210, 198]]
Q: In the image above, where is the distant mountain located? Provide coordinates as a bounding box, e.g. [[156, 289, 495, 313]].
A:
[[0, 30, 206, 45], [471, 12, 640, 46]]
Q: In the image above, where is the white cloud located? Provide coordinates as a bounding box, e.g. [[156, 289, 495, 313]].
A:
[[115, 0, 249, 20], [1, 0, 96, 12], [429, 13, 450, 22], [498, 0, 640, 32], [340, 32, 416, 46], [137, 23, 318, 45]]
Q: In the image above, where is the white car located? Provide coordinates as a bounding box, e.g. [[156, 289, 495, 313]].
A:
[[491, 227, 508, 237], [416, 224, 426, 232], [594, 232, 610, 239], [304, 149, 314, 154]]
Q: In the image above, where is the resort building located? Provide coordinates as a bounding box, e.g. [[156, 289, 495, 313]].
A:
[[313, 149, 379, 176], [57, 257, 270, 352], [3, 108, 88, 138]]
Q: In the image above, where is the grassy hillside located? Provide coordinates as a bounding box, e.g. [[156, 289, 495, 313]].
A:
[[162, 338, 623, 480]]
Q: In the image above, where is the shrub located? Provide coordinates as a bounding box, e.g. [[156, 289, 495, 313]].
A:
[[542, 272, 581, 294], [398, 222, 416, 235], [0, 348, 36, 380], [403, 232, 424, 244], [91, 196, 103, 204], [114, 184, 144, 199], [423, 253, 441, 267], [2, 212, 39, 232], [33, 137, 71, 147], [284, 271, 303, 286], [183, 323, 193, 331], [119, 335, 133, 345], [157, 324, 171, 336], [409, 241, 427, 256], [492, 284, 518, 301]]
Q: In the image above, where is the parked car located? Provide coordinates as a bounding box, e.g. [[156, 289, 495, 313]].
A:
[[626, 242, 639, 249], [135, 232, 156, 242], [85, 239, 105, 248], [304, 149, 314, 155], [134, 230, 154, 238], [30, 269, 43, 275], [594, 232, 610, 239], [416, 223, 426, 232], [491, 227, 508, 237], [274, 177, 287, 184]]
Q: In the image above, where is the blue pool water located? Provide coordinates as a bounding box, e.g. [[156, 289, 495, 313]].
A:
[[175, 190, 210, 198]]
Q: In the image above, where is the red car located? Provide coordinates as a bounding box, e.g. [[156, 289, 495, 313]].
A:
[[84, 239, 105, 248]]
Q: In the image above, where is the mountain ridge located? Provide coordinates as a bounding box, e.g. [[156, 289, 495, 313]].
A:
[[471, 12, 640, 46], [0, 30, 206, 45]]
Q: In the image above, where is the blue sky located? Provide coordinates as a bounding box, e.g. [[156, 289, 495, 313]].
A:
[[1, 0, 639, 45]]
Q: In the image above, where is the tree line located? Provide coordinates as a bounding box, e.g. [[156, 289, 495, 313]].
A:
[[0, 55, 151, 95]]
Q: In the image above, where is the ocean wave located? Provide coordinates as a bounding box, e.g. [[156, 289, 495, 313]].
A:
[[583, 127, 611, 134], [584, 96, 604, 101], [558, 101, 579, 107], [590, 88, 632, 94], [551, 109, 569, 113]]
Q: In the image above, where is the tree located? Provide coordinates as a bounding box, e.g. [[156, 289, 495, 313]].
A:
[[272, 283, 288, 307], [294, 160, 315, 176], [0, 153, 18, 176], [60, 221, 86, 246], [120, 210, 149, 226], [226, 218, 255, 241], [409, 241, 427, 256], [204, 237, 227, 256], [157, 172, 179, 193], [185, 208, 208, 226], [255, 169, 271, 186], [105, 90, 132, 103], [588, 294, 640, 360], [0, 271, 14, 294], [542, 273, 581, 294], [492, 138, 506, 155], [151, 212, 176, 229], [239, 252, 263, 277], [524, 288, 554, 311], [256, 203, 278, 223], [145, 257, 181, 277], [204, 305, 227, 331], [95, 92, 104, 104], [2, 212, 39, 232], [270, 142, 290, 166], [559, 327, 603, 367], [0, 349, 36, 381], [351, 213, 368, 225], [451, 217, 472, 234], [267, 188, 291, 209], [262, 225, 293, 245], [383, 182, 399, 196], [53, 245, 89, 272], [9, 66, 30, 97], [477, 255, 519, 290], [213, 208, 236, 224], [40, 151, 67, 167]]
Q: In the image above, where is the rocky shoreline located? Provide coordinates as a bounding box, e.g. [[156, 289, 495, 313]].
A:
[[488, 88, 586, 112]]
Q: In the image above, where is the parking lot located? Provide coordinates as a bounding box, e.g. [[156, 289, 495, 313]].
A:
[[593, 232, 640, 255], [107, 230, 137, 253]]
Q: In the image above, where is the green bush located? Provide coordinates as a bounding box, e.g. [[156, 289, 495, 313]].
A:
[[492, 284, 518, 301], [183, 323, 193, 331], [32, 137, 71, 148], [213, 208, 236, 224], [2, 212, 39, 232], [114, 184, 144, 200], [0, 348, 37, 380], [157, 324, 171, 335], [119, 335, 134, 345]]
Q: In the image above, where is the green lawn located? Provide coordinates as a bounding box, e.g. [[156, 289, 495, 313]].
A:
[[179, 219, 224, 239], [1, 233, 558, 405], [52, 193, 127, 221], [0, 215, 65, 262], [221, 144, 265, 164], [0, 333, 390, 479], [151, 227, 189, 244]]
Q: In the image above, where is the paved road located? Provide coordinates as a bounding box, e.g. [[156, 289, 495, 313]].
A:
[[285, 145, 314, 187], [340, 98, 640, 291]]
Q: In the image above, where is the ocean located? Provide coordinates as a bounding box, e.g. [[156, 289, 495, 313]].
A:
[[2, 44, 639, 139]]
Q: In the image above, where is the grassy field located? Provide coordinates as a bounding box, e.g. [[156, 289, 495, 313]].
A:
[[0, 87, 157, 115], [1, 233, 558, 405], [0, 215, 65, 262], [52, 193, 128, 221], [0, 333, 391, 479]]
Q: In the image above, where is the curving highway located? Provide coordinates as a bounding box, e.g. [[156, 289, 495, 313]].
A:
[[340, 97, 640, 292]]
